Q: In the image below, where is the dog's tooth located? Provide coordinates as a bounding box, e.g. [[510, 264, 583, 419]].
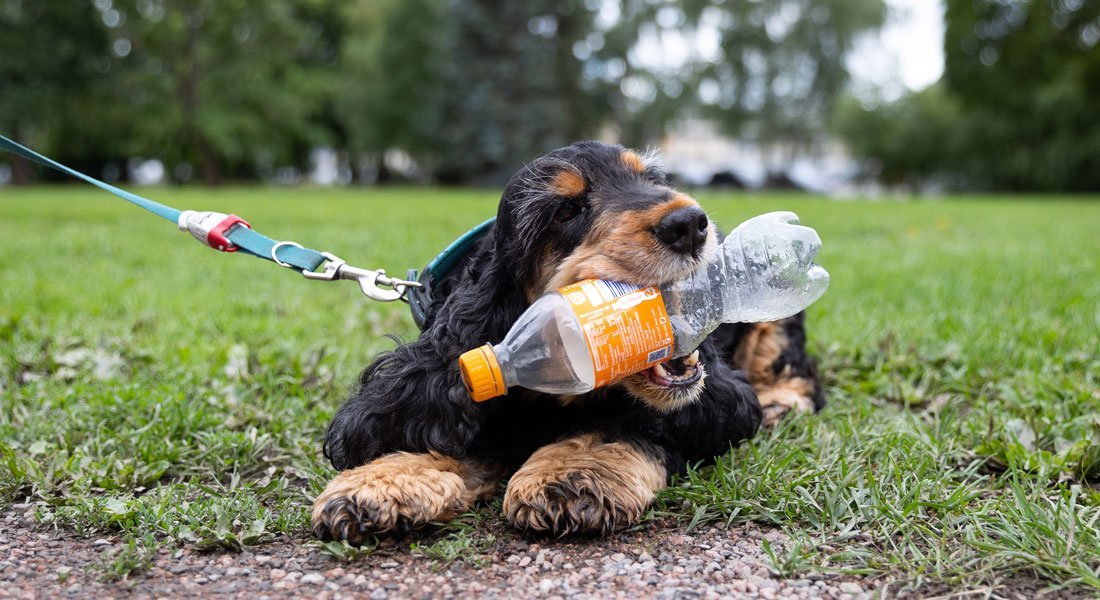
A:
[[684, 351, 700, 366], [653, 363, 669, 379]]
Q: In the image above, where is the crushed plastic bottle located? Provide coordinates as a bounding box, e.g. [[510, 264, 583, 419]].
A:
[[458, 211, 829, 402]]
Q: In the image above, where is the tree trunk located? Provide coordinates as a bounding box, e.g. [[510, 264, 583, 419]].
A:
[[197, 135, 222, 186], [9, 129, 32, 185], [180, 12, 221, 186], [376, 154, 392, 184]]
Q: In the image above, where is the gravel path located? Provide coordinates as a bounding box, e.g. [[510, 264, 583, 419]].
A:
[[5, 505, 1081, 600], [3, 503, 876, 599]]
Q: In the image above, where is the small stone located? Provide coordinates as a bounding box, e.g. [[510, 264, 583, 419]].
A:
[[301, 572, 325, 585], [325, 567, 346, 579], [839, 582, 864, 594], [518, 556, 532, 567], [92, 539, 110, 546], [270, 568, 288, 580], [379, 561, 399, 569], [539, 579, 554, 593]]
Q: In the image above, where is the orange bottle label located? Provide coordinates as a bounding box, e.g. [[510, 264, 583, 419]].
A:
[[558, 280, 674, 388]]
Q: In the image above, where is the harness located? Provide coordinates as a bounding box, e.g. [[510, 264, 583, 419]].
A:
[[1, 134, 493, 329]]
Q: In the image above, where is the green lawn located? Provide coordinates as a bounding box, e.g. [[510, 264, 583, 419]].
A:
[[1, 187, 1098, 592]]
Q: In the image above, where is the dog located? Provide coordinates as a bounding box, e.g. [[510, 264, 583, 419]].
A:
[[311, 141, 823, 542]]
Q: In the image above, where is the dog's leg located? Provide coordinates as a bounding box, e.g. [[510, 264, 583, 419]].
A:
[[732, 314, 823, 427], [312, 452, 501, 543], [503, 433, 666, 536]]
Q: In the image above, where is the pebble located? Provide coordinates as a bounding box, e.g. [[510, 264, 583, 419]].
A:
[[840, 581, 864, 594]]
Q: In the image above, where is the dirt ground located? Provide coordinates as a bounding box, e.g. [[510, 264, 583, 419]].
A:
[[0, 505, 1073, 599], [1, 503, 884, 600]]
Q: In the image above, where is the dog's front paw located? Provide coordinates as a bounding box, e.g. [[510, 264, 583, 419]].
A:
[[503, 434, 665, 536], [311, 452, 467, 543], [758, 378, 816, 427]]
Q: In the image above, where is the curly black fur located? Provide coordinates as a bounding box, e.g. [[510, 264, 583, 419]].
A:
[[323, 141, 819, 482]]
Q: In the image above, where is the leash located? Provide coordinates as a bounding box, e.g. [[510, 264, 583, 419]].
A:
[[0, 134, 421, 302]]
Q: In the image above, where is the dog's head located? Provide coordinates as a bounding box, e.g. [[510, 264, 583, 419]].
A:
[[492, 141, 717, 412]]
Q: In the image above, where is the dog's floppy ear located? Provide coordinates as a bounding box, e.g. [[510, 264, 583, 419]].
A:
[[323, 217, 529, 470]]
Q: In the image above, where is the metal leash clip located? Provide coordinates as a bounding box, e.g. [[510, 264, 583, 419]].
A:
[[292, 250, 422, 302]]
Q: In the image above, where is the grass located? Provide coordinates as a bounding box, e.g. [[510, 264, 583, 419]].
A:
[[1, 186, 1098, 592]]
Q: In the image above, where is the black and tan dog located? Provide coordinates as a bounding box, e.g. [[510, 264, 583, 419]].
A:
[[312, 141, 822, 542]]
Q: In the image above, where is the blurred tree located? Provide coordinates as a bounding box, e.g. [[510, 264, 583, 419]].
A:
[[590, 0, 692, 149], [335, 0, 446, 182], [841, 0, 1100, 191], [0, 0, 109, 183], [698, 0, 887, 179], [96, 0, 341, 184], [834, 85, 965, 188], [943, 0, 1100, 190], [431, 0, 607, 183]]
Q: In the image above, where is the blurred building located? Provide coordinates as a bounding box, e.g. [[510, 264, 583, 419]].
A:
[[659, 118, 860, 193]]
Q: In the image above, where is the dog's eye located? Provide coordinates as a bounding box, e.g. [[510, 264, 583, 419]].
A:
[[553, 201, 584, 223]]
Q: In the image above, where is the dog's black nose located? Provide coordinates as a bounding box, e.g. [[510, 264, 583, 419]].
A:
[[654, 206, 709, 256]]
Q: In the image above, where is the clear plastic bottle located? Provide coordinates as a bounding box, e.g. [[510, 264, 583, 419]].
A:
[[458, 212, 829, 401]]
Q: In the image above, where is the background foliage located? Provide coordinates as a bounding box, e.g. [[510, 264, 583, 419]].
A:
[[6, 0, 1095, 190], [0, 0, 919, 188], [837, 0, 1100, 191]]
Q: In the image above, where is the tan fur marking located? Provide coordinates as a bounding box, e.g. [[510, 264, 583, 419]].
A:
[[544, 194, 708, 292], [734, 322, 817, 427], [312, 452, 501, 542], [503, 434, 666, 535], [733, 322, 786, 386], [549, 170, 587, 197], [621, 150, 646, 173], [758, 377, 816, 427]]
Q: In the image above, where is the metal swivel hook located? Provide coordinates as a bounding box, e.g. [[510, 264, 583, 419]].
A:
[[298, 251, 422, 302]]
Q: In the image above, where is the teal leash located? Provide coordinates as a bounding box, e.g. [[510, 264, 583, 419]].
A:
[[0, 134, 421, 302]]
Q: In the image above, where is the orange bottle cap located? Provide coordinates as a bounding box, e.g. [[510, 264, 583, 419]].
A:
[[458, 344, 506, 402]]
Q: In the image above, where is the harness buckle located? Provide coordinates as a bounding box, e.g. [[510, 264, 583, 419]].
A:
[[178, 210, 251, 252], [302, 252, 422, 302]]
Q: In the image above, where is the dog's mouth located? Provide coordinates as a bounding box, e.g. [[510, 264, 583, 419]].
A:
[[622, 348, 706, 413], [640, 350, 702, 389]]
